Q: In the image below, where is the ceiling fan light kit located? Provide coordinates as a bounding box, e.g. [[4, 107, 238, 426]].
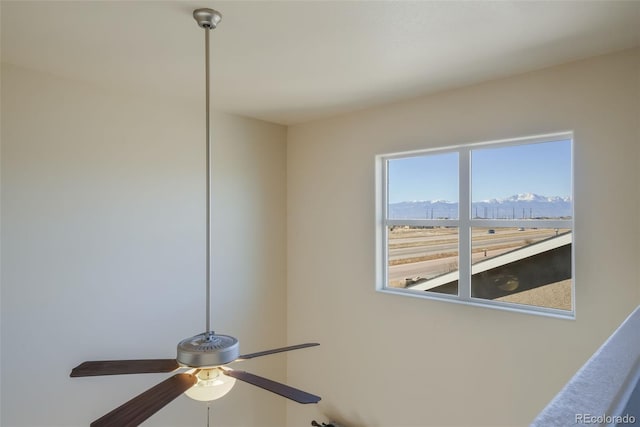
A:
[[184, 368, 236, 402], [70, 8, 320, 427]]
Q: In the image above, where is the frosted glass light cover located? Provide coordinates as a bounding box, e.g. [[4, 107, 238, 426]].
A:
[[185, 368, 236, 401]]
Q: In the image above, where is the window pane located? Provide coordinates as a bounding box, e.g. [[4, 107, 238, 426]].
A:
[[470, 227, 572, 311], [387, 226, 458, 295], [388, 152, 458, 220], [471, 140, 572, 220]]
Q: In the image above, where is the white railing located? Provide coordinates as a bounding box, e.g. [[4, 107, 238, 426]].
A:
[[532, 305, 640, 426]]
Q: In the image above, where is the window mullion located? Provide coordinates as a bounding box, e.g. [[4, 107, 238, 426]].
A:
[[458, 148, 471, 300]]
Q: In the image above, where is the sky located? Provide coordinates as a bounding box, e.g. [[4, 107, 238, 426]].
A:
[[388, 139, 572, 203]]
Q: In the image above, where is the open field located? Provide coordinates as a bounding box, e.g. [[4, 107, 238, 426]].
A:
[[388, 226, 570, 287], [496, 279, 571, 311], [386, 226, 573, 311]]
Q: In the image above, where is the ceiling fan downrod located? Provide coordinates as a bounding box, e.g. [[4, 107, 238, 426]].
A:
[[176, 8, 241, 367], [196, 8, 220, 340]]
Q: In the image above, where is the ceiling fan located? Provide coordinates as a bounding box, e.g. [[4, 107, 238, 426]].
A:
[[70, 8, 320, 427]]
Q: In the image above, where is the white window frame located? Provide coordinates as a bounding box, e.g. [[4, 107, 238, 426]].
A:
[[375, 132, 575, 319]]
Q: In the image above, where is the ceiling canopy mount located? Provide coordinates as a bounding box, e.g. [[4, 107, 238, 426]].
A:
[[193, 8, 222, 29]]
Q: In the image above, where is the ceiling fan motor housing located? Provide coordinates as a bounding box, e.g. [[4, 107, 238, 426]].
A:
[[177, 333, 239, 367]]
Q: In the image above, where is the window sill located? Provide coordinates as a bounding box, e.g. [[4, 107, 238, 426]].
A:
[[376, 287, 575, 320]]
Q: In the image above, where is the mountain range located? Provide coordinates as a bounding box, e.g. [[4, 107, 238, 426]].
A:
[[389, 193, 572, 220]]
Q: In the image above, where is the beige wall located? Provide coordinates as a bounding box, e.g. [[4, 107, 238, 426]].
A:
[[286, 48, 640, 426], [2, 47, 639, 427], [0, 63, 288, 426]]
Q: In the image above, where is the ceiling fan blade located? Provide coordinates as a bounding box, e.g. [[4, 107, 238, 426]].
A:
[[236, 342, 319, 361], [90, 373, 197, 427], [223, 369, 320, 404], [70, 359, 179, 377]]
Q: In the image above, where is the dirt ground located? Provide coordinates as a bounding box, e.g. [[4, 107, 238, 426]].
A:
[[496, 279, 572, 311]]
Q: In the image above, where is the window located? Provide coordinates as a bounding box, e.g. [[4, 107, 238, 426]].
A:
[[376, 133, 574, 318]]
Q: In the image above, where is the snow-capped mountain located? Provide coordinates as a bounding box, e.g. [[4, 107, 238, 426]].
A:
[[488, 193, 571, 203], [389, 193, 572, 219]]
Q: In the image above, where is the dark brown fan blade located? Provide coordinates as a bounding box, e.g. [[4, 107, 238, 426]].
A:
[[70, 359, 179, 377], [224, 369, 320, 404], [236, 343, 319, 361], [90, 373, 197, 427]]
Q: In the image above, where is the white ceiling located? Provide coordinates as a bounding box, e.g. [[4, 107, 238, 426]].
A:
[[2, 0, 639, 125]]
